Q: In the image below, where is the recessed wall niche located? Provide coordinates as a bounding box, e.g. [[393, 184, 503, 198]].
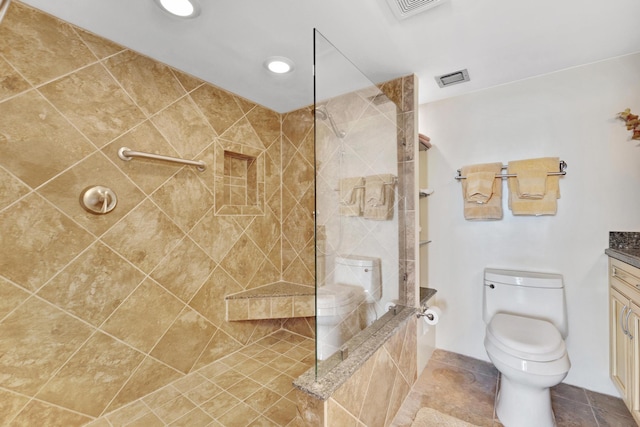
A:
[[215, 140, 265, 215]]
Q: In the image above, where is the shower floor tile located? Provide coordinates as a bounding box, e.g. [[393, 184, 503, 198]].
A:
[[93, 330, 314, 427]]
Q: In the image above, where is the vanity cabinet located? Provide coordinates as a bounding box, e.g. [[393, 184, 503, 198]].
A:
[[609, 258, 640, 424]]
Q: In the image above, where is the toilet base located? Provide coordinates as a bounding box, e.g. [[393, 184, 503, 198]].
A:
[[496, 374, 556, 427]]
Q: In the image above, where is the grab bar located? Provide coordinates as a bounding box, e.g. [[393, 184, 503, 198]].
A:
[[118, 147, 206, 172]]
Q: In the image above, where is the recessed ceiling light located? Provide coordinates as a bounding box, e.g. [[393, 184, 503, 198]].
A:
[[264, 57, 295, 74], [155, 0, 200, 18]]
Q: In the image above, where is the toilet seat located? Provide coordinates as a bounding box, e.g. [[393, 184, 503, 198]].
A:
[[487, 313, 566, 362], [317, 284, 364, 317]]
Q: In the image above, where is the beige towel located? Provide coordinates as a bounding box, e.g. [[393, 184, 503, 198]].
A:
[[516, 170, 547, 199], [460, 163, 503, 220], [365, 175, 387, 207], [364, 174, 395, 220], [465, 171, 496, 204], [508, 157, 560, 216], [339, 177, 364, 216]]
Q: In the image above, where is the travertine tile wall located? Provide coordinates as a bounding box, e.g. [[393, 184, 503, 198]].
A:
[[292, 76, 419, 427], [0, 2, 311, 424], [326, 318, 418, 427], [280, 107, 317, 337], [378, 75, 419, 308], [295, 317, 418, 427]]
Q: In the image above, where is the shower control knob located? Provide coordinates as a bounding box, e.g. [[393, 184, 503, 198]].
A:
[[80, 185, 117, 214]]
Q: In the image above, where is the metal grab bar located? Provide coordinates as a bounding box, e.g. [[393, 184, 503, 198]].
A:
[[0, 0, 11, 25], [118, 147, 206, 172], [455, 160, 566, 180]]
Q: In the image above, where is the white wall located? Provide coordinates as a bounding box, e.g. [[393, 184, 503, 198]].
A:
[[420, 52, 640, 395]]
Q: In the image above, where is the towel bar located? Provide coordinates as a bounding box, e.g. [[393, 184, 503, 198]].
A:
[[455, 160, 566, 180], [118, 147, 206, 172], [334, 176, 397, 191]]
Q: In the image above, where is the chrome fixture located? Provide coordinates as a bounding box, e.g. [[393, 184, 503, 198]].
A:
[[80, 186, 117, 215], [315, 105, 346, 139], [118, 147, 206, 172], [0, 0, 11, 24]]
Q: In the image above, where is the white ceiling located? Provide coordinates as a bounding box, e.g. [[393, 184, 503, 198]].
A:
[[19, 0, 640, 113]]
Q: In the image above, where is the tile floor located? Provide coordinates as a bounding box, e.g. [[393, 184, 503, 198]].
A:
[[95, 336, 637, 427], [391, 349, 637, 427], [92, 330, 314, 427]]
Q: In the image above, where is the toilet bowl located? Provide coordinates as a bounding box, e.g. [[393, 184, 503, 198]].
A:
[[485, 313, 570, 427], [316, 255, 381, 360], [316, 283, 365, 360], [483, 268, 571, 427]]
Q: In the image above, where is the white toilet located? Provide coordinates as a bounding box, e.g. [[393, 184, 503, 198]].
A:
[[316, 255, 381, 360], [483, 268, 571, 427]]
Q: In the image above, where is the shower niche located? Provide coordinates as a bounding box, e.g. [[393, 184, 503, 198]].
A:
[[215, 140, 265, 215]]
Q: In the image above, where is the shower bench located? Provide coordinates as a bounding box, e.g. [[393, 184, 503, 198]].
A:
[[225, 281, 314, 321]]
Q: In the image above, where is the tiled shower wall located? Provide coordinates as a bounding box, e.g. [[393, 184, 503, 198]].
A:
[[293, 76, 419, 427], [0, 1, 312, 424]]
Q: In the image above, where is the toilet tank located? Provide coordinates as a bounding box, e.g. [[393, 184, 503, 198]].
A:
[[335, 255, 381, 302], [483, 268, 568, 337]]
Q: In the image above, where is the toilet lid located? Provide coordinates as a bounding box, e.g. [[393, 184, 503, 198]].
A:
[[487, 313, 566, 362], [316, 284, 363, 309]]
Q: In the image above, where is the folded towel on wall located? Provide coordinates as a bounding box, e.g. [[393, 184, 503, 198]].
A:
[[507, 157, 560, 216], [339, 177, 364, 216], [516, 170, 547, 199], [465, 171, 497, 204], [364, 174, 395, 220], [460, 163, 503, 220]]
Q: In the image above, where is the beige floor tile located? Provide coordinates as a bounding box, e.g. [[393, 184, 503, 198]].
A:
[[551, 381, 589, 405], [168, 407, 214, 427], [251, 366, 283, 385], [217, 401, 261, 427], [262, 397, 298, 426], [265, 374, 296, 396], [552, 396, 598, 427], [392, 350, 635, 427], [245, 387, 283, 413], [227, 377, 263, 401], [247, 415, 281, 427], [201, 391, 242, 419]]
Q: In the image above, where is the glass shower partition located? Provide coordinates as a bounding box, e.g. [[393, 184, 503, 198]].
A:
[[314, 30, 404, 377]]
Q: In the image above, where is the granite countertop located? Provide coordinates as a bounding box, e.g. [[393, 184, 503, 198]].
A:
[[420, 287, 437, 306], [293, 288, 438, 400], [605, 231, 640, 269], [605, 248, 640, 270]]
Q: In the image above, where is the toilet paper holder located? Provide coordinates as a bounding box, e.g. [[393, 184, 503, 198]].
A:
[[417, 305, 435, 321]]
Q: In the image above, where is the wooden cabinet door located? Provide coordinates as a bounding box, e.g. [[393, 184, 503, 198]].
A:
[[629, 301, 640, 424], [611, 286, 631, 401]]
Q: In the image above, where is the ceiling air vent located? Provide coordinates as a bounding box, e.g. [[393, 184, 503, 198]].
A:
[[386, 0, 450, 20], [435, 69, 470, 88]]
